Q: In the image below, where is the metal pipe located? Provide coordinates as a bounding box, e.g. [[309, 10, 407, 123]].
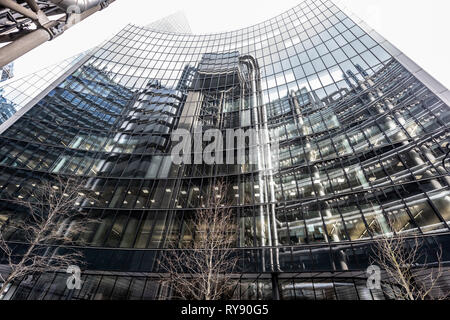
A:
[[25, 0, 40, 12], [0, 0, 38, 20], [63, 2, 104, 30], [0, 29, 33, 43], [0, 25, 53, 67], [0, 0, 115, 68], [242, 55, 281, 269], [49, 0, 105, 12]]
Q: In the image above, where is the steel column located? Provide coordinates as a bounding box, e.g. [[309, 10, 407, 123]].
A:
[[0, 0, 38, 20]]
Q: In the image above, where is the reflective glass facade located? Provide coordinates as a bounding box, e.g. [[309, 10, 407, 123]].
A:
[[0, 52, 90, 126], [0, 63, 13, 83], [1, 0, 450, 300]]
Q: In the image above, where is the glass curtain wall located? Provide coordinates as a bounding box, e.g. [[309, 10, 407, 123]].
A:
[[0, 0, 449, 300]]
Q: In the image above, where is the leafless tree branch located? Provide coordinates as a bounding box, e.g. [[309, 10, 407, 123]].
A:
[[369, 218, 448, 300], [158, 180, 239, 300], [0, 175, 98, 299]]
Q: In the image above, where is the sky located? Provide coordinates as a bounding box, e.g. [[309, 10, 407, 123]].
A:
[[10, 0, 450, 89]]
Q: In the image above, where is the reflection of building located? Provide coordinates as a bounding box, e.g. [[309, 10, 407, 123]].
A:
[[0, 88, 16, 124], [1, 0, 450, 300], [0, 51, 93, 127], [146, 11, 192, 34], [1, 63, 14, 82]]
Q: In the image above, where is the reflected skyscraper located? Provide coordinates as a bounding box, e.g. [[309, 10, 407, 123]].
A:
[[0, 1, 449, 300], [0, 88, 16, 124], [0, 63, 13, 83]]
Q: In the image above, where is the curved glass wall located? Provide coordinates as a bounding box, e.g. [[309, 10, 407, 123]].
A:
[[0, 0, 449, 300]]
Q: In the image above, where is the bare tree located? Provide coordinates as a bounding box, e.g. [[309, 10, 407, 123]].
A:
[[370, 219, 448, 300], [0, 175, 96, 299], [159, 181, 239, 300]]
